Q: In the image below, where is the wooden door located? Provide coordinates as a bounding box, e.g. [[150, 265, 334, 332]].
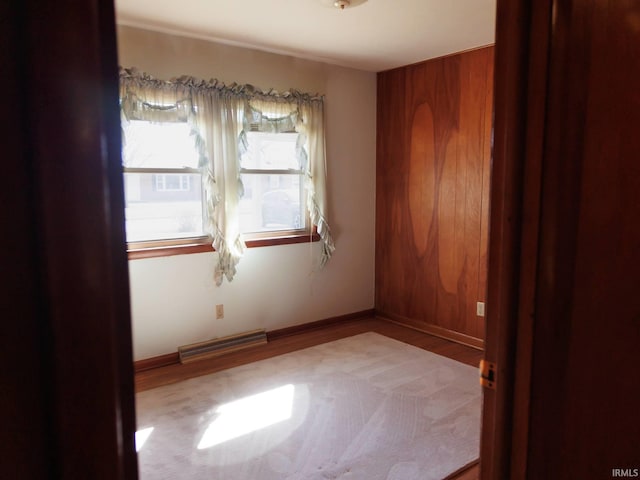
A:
[[1, 0, 138, 478], [483, 1, 640, 478]]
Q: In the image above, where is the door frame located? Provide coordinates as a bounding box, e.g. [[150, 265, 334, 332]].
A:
[[480, 1, 553, 479], [5, 0, 563, 478], [4, 0, 138, 478]]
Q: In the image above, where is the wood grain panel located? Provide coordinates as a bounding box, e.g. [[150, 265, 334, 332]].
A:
[[408, 102, 436, 258], [376, 67, 412, 314], [477, 48, 494, 339], [376, 47, 494, 341]]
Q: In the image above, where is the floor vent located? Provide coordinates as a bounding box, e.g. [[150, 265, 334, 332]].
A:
[[178, 329, 267, 364]]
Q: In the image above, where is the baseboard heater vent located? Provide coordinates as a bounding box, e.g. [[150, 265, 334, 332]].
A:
[[178, 329, 267, 364]]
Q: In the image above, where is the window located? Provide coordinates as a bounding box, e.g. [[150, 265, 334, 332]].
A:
[[121, 120, 312, 253], [239, 131, 306, 234], [122, 122, 309, 248], [122, 120, 206, 244], [119, 68, 333, 281]]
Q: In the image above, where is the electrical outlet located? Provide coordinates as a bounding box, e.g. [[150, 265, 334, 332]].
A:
[[477, 302, 485, 317], [215, 304, 224, 319]]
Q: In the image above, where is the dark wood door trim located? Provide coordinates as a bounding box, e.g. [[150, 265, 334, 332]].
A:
[[506, 2, 555, 478], [3, 0, 139, 478], [481, 1, 553, 479], [523, 2, 640, 477], [481, 2, 530, 477]]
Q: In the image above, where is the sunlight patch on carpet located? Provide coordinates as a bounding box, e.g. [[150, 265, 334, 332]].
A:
[[135, 427, 154, 452], [197, 384, 294, 449]]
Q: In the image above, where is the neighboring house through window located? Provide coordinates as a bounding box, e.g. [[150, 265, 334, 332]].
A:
[[239, 128, 306, 234], [155, 174, 191, 192], [122, 120, 205, 243]]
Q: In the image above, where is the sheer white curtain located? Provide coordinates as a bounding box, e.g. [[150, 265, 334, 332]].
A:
[[191, 88, 245, 285], [299, 100, 335, 265], [119, 69, 334, 284]]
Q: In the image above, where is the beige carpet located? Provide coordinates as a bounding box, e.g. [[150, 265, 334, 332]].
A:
[[136, 332, 481, 480]]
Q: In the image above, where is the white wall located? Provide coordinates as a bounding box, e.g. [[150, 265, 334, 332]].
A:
[[117, 26, 377, 361]]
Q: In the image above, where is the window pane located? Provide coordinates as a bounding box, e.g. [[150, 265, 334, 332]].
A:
[[124, 173, 205, 242], [241, 132, 299, 170], [122, 121, 200, 169], [239, 174, 305, 233]]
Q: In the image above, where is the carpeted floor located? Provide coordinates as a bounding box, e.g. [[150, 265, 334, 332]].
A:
[[136, 332, 481, 480]]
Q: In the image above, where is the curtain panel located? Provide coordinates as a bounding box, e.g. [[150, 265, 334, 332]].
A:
[[119, 68, 334, 284]]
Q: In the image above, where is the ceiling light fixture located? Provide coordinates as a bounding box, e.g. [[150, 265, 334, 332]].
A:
[[318, 0, 367, 11]]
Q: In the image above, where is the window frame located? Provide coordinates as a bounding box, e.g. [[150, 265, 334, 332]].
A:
[[127, 228, 320, 260], [238, 128, 307, 235], [125, 166, 318, 260], [239, 167, 307, 233], [123, 112, 319, 260], [123, 165, 207, 245]]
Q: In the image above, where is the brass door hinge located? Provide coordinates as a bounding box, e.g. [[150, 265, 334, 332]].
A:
[[479, 359, 497, 389]]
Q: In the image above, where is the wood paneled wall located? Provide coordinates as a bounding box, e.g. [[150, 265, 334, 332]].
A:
[[375, 46, 494, 344]]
